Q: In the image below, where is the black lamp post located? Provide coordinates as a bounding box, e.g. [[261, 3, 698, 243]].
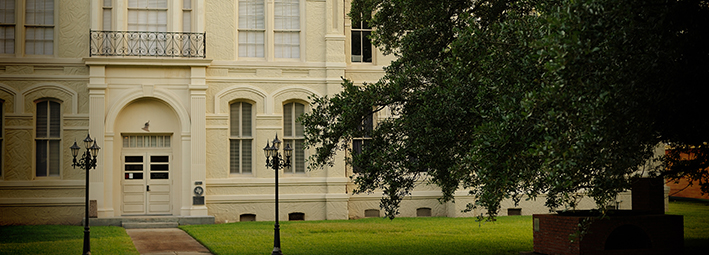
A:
[[263, 134, 292, 255], [70, 134, 100, 255]]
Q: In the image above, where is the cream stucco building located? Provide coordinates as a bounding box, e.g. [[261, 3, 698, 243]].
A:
[[0, 0, 630, 225]]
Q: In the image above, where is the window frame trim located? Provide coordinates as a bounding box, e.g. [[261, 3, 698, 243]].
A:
[[236, 0, 305, 62], [0, 0, 58, 57], [229, 101, 255, 175], [34, 98, 62, 178]]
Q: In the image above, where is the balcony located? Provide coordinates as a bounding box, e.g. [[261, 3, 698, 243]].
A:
[[90, 30, 205, 58]]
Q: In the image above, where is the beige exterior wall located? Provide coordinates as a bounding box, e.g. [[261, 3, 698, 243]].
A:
[[0, 0, 631, 226]]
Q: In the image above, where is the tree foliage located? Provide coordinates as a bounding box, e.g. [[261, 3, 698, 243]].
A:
[[300, 0, 709, 219]]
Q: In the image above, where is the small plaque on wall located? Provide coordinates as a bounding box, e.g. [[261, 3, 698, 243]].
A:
[[193, 196, 205, 205]]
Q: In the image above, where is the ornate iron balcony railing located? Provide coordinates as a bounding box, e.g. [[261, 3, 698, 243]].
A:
[[90, 30, 205, 58]]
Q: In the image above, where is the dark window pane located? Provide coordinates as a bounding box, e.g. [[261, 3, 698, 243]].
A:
[[151, 155, 169, 162], [351, 31, 361, 56], [230, 139, 239, 174], [284, 103, 292, 136], [295, 103, 304, 136], [150, 164, 169, 171], [151, 172, 169, 179], [125, 156, 143, 162], [363, 31, 372, 62], [230, 102, 240, 137], [49, 101, 60, 137], [125, 164, 143, 171], [242, 139, 252, 173], [295, 139, 305, 173], [48, 140, 60, 176], [353, 139, 362, 154], [36, 101, 47, 137], [36, 140, 47, 176], [242, 103, 252, 137]]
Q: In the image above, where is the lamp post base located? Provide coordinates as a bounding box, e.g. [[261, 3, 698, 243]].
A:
[[83, 227, 91, 255], [271, 247, 283, 255]]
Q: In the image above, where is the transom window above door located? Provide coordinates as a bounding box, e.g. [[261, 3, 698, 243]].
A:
[[123, 134, 171, 148]]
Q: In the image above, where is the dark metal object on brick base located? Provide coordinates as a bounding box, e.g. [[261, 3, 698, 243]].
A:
[[533, 213, 683, 255], [532, 178, 683, 255]]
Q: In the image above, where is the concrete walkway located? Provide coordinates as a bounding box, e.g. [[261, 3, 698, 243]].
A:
[[126, 228, 212, 255]]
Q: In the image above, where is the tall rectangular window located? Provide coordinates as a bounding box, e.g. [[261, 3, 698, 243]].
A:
[[128, 0, 167, 32], [238, 0, 264, 57], [230, 102, 253, 174], [36, 100, 60, 177], [351, 13, 372, 63], [25, 0, 53, 55], [274, 0, 299, 58], [102, 0, 112, 30], [0, 0, 15, 54], [283, 102, 305, 174], [352, 113, 373, 173], [182, 0, 191, 32]]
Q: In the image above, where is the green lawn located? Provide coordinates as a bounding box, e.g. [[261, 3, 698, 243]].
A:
[[0, 201, 706, 255], [0, 225, 138, 255], [668, 200, 709, 254], [182, 216, 533, 255]]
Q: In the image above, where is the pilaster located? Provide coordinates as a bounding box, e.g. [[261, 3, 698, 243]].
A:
[[189, 66, 208, 215]]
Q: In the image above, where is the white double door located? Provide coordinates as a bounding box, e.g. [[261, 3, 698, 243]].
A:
[[122, 152, 172, 215]]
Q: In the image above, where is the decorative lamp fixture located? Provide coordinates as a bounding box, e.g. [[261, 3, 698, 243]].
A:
[[71, 134, 101, 255], [263, 134, 292, 255]]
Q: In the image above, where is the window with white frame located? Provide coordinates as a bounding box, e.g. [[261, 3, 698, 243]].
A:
[[100, 0, 192, 32], [283, 102, 305, 174], [238, 0, 264, 58], [352, 113, 373, 173], [274, 0, 299, 58], [102, 0, 111, 30], [0, 0, 15, 54], [128, 0, 167, 32], [230, 102, 253, 174], [238, 0, 300, 59], [25, 0, 54, 55], [351, 12, 372, 63], [36, 100, 60, 177], [182, 0, 191, 32], [0, 0, 55, 55]]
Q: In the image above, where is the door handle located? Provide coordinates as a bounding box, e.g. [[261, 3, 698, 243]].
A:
[[147, 185, 150, 192]]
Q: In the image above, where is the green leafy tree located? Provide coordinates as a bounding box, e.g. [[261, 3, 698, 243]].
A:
[[300, 0, 709, 219]]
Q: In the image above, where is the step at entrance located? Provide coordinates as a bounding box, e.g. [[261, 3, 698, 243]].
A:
[[86, 216, 215, 228], [121, 216, 179, 229], [122, 221, 179, 229]]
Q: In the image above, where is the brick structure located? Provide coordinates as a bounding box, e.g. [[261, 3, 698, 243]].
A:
[[533, 213, 683, 255], [533, 178, 683, 255]]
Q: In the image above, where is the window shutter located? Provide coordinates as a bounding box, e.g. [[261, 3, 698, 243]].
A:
[[49, 101, 60, 137], [294, 103, 304, 136], [283, 103, 293, 137], [230, 103, 240, 137], [242, 139, 252, 173], [230, 139, 239, 174], [242, 103, 252, 137]]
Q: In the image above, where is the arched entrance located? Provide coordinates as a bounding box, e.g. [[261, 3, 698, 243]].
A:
[[114, 98, 182, 215]]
